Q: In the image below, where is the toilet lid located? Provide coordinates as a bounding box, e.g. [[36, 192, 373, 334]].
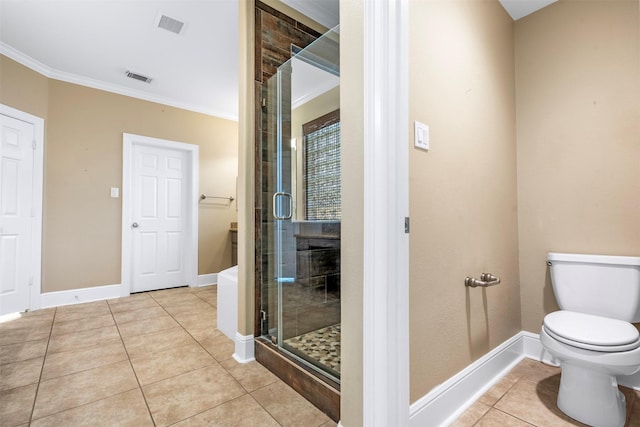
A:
[[543, 311, 640, 352]]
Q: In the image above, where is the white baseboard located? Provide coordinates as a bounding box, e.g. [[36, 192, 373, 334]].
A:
[[40, 284, 122, 309], [520, 330, 559, 366], [197, 273, 217, 287], [408, 330, 640, 427], [233, 332, 255, 363], [410, 332, 526, 427], [39, 275, 218, 309]]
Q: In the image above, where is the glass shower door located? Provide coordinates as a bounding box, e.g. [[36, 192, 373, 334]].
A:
[[260, 56, 295, 343], [272, 59, 296, 351], [261, 26, 341, 382]]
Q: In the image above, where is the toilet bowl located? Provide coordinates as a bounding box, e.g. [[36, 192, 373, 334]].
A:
[[541, 312, 640, 427], [541, 252, 640, 427]]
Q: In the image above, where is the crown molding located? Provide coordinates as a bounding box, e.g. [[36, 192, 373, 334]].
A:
[[292, 79, 339, 110], [0, 42, 238, 121], [0, 42, 53, 76]]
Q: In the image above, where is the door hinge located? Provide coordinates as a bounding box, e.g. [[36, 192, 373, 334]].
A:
[[32, 139, 37, 150], [404, 217, 410, 233], [260, 310, 267, 321], [28, 277, 34, 287]]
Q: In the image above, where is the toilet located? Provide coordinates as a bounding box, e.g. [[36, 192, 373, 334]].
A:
[[541, 252, 640, 427]]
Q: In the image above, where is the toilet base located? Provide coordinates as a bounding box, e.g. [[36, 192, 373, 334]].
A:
[[557, 363, 626, 427]]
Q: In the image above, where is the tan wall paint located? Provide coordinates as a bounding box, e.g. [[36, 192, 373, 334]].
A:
[[408, 0, 520, 401], [1, 56, 238, 293], [516, 0, 640, 332], [237, 0, 255, 337], [340, 0, 364, 424], [0, 55, 49, 120]]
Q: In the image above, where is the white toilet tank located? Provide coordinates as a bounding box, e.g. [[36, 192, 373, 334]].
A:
[[548, 252, 640, 322]]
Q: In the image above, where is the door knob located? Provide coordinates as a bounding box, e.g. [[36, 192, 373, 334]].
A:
[[132, 222, 139, 228]]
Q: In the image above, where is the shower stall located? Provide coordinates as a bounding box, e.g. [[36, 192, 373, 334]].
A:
[[259, 26, 341, 384]]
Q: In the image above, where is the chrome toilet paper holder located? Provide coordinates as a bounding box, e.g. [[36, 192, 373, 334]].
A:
[[465, 273, 501, 288]]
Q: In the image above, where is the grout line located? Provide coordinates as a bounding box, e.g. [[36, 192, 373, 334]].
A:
[[29, 388, 143, 424], [107, 297, 157, 427], [489, 375, 521, 410], [159, 289, 275, 424], [493, 407, 537, 426], [112, 287, 232, 425], [248, 384, 286, 426], [164, 383, 247, 425], [30, 352, 129, 382], [128, 288, 244, 426], [47, 321, 118, 339], [28, 307, 56, 425], [468, 402, 492, 427]]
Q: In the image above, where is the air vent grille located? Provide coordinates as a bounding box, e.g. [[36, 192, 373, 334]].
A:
[[125, 71, 152, 84], [157, 14, 185, 35]]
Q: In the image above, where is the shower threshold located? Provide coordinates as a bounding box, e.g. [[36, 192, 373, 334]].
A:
[[255, 337, 340, 422]]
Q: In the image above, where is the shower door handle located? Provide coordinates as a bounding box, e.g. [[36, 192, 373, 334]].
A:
[[272, 192, 293, 220]]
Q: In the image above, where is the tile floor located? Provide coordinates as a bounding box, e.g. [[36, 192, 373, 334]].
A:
[[0, 286, 336, 427], [451, 358, 640, 427], [8, 286, 640, 427]]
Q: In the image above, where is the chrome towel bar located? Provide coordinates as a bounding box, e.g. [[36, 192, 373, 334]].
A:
[[465, 273, 501, 288], [200, 194, 235, 202]]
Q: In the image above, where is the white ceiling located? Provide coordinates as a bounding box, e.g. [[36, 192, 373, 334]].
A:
[[280, 0, 339, 29], [0, 0, 240, 120], [291, 57, 339, 109], [498, 0, 558, 20], [0, 1, 553, 121]]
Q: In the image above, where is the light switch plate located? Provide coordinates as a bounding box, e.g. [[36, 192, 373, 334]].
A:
[[414, 121, 429, 151], [110, 187, 119, 198]]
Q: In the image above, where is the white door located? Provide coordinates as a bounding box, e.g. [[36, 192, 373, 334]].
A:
[[0, 114, 34, 315], [130, 143, 191, 293], [122, 134, 198, 296]]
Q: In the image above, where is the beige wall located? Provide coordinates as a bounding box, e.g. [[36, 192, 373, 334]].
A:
[[408, 0, 521, 401], [1, 55, 238, 293], [340, 0, 365, 424], [0, 55, 48, 119], [516, 0, 640, 332], [237, 0, 255, 337]]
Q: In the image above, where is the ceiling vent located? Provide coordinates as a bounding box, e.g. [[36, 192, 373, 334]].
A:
[[125, 70, 152, 84], [157, 14, 185, 35]]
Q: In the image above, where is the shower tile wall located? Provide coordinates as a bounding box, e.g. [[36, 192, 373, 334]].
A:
[[254, 1, 321, 335]]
